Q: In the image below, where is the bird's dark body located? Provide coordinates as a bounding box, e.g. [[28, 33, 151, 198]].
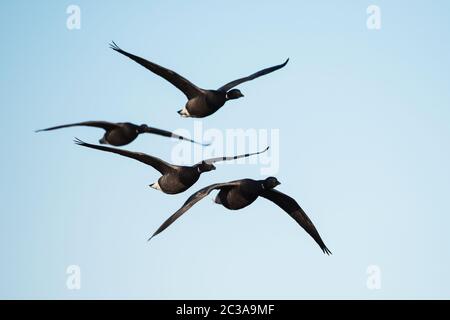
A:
[[102, 123, 139, 146], [158, 167, 201, 195], [185, 91, 227, 118], [215, 179, 261, 210]]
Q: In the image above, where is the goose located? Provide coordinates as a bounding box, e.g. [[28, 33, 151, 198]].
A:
[[36, 121, 207, 146], [110, 42, 288, 118], [150, 177, 331, 255], [74, 138, 269, 195]]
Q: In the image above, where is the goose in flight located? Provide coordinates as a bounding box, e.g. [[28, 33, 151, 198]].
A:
[[74, 138, 269, 195], [110, 42, 289, 118], [36, 121, 208, 146], [149, 177, 331, 255]]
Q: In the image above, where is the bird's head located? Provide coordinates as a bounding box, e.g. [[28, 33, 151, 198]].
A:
[[263, 177, 281, 189], [197, 161, 216, 173], [226, 89, 244, 100], [138, 124, 149, 133]]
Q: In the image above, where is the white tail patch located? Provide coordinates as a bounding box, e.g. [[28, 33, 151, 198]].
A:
[[150, 182, 161, 191], [178, 108, 191, 118]]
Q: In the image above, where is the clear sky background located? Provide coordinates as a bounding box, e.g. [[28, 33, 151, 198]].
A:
[[1, 1, 450, 299]]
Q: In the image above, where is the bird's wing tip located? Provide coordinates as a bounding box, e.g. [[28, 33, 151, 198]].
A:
[[73, 137, 84, 145], [109, 41, 120, 50], [258, 146, 270, 154]]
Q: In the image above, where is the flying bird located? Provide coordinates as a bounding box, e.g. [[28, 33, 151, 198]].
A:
[[110, 42, 289, 118], [149, 177, 331, 255], [36, 121, 208, 146], [74, 138, 269, 195]]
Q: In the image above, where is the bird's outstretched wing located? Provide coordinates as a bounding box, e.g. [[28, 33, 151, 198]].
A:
[[110, 41, 204, 99], [144, 126, 210, 146], [200, 146, 269, 165], [74, 138, 174, 174], [36, 121, 118, 133], [260, 189, 331, 255], [217, 59, 289, 92], [149, 181, 241, 240]]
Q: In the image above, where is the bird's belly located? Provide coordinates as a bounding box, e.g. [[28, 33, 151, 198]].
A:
[[158, 174, 191, 195], [106, 130, 137, 146], [186, 96, 223, 118], [217, 189, 256, 210]]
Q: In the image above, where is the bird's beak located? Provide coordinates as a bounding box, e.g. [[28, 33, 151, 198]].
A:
[[276, 181, 281, 186], [240, 93, 245, 97]]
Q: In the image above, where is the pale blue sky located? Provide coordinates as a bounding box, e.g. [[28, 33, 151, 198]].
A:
[[1, 1, 450, 299]]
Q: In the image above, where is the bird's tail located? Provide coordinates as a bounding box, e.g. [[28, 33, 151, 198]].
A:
[[177, 108, 190, 118]]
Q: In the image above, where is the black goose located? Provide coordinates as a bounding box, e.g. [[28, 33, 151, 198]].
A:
[[74, 138, 269, 195], [149, 177, 331, 255], [36, 121, 208, 146], [110, 42, 289, 118]]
